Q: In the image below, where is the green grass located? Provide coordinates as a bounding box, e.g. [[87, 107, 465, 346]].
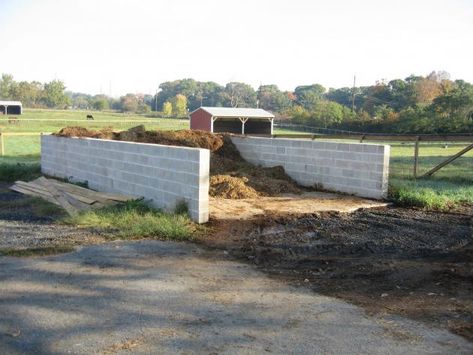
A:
[[0, 161, 41, 182], [0, 108, 188, 133], [64, 200, 195, 240], [387, 143, 472, 210]]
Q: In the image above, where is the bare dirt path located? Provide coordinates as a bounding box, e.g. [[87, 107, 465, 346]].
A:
[[1, 240, 472, 354], [210, 191, 388, 220]]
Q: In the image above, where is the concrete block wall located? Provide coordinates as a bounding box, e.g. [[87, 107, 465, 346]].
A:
[[41, 135, 210, 223], [231, 136, 390, 199]]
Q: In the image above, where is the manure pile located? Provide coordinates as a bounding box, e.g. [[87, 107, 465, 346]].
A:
[[56, 126, 305, 199]]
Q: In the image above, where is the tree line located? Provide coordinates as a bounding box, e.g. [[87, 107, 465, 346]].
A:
[[1, 71, 472, 133]]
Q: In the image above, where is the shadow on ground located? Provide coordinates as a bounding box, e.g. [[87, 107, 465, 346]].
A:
[[1, 240, 472, 354]]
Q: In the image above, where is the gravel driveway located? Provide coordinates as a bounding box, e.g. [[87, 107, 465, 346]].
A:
[[1, 240, 471, 354], [0, 184, 104, 250]]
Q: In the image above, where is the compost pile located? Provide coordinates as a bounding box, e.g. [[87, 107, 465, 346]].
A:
[[55, 126, 304, 199]]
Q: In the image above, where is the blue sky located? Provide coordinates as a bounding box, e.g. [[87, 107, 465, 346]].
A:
[[1, 0, 472, 96]]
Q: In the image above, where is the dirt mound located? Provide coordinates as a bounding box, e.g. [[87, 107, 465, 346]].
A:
[[55, 126, 306, 199], [210, 175, 259, 199], [130, 127, 224, 152], [56, 126, 114, 139]]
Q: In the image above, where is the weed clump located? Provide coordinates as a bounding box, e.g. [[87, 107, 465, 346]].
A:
[[64, 200, 195, 240]]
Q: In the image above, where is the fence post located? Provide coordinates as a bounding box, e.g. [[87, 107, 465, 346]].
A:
[[413, 137, 420, 178], [0, 133, 4, 156]]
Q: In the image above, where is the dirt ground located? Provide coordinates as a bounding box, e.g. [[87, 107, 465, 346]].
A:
[[2, 181, 473, 343], [210, 192, 388, 220], [3, 240, 471, 354], [201, 207, 473, 342]]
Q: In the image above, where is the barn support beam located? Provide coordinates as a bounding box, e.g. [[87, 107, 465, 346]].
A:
[[268, 117, 274, 135], [239, 117, 249, 135], [211, 116, 218, 132]]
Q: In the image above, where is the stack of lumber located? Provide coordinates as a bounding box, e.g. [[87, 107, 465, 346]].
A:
[[10, 177, 136, 216]]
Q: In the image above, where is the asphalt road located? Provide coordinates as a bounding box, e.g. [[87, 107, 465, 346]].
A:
[[0, 240, 471, 354]]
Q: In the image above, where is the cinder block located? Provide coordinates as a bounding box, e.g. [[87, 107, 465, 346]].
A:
[[349, 144, 364, 152], [362, 144, 379, 153]]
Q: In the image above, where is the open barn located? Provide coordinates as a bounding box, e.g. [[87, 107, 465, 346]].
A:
[[0, 100, 22, 115], [190, 107, 274, 135]]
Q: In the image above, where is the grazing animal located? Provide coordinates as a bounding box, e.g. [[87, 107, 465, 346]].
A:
[[86, 114, 94, 120], [8, 118, 19, 124]]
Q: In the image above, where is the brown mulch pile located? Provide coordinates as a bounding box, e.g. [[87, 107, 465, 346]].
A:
[[55, 126, 305, 199]]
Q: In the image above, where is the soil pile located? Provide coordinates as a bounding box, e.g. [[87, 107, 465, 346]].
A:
[[55, 126, 305, 199], [56, 126, 114, 139]]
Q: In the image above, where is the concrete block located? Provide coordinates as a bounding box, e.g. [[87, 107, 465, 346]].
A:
[[362, 144, 379, 153], [41, 136, 209, 223], [349, 144, 364, 152]]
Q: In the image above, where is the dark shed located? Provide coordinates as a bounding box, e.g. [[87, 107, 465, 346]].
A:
[[0, 101, 22, 115]]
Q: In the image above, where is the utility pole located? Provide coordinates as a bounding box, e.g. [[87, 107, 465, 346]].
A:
[[351, 75, 356, 113], [155, 89, 158, 112]]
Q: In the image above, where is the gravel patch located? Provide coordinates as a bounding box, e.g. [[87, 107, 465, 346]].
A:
[[0, 220, 104, 249], [0, 184, 105, 250]]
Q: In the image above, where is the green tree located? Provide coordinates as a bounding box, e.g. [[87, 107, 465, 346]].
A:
[[257, 85, 292, 112], [120, 93, 139, 112], [326, 87, 353, 108], [310, 100, 345, 127], [137, 102, 150, 114], [294, 84, 325, 109], [92, 97, 109, 111], [42, 80, 70, 108], [222, 82, 257, 107], [162, 101, 173, 116], [12, 81, 43, 106], [171, 94, 187, 117], [0, 74, 16, 99]]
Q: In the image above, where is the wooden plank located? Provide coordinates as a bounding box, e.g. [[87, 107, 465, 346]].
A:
[[12, 185, 53, 199], [93, 192, 135, 202], [422, 143, 473, 178], [42, 178, 135, 203], [38, 179, 108, 203], [62, 194, 92, 211], [45, 179, 109, 203], [33, 179, 96, 204], [47, 179, 135, 202], [62, 191, 96, 205], [14, 181, 52, 195], [36, 177, 79, 216], [9, 185, 60, 205]]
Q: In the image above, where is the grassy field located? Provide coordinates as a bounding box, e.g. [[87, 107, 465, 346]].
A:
[[0, 109, 471, 210], [387, 143, 472, 209], [0, 108, 188, 133]]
